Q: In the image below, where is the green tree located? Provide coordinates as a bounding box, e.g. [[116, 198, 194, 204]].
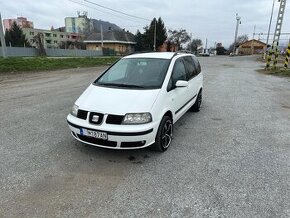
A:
[[135, 30, 146, 51], [4, 29, 10, 46], [156, 17, 167, 50], [216, 46, 227, 55], [168, 29, 190, 50], [5, 22, 30, 47], [134, 17, 167, 52], [187, 38, 203, 54]]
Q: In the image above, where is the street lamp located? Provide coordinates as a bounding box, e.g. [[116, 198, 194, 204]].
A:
[[233, 13, 241, 55]]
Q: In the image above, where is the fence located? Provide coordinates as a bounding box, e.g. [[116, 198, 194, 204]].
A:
[[0, 47, 103, 57]]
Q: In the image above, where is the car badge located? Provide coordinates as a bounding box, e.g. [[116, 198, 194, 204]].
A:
[[92, 115, 100, 122]]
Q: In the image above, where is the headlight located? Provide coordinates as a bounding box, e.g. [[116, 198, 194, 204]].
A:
[[71, 104, 79, 117], [122, 113, 152, 125]]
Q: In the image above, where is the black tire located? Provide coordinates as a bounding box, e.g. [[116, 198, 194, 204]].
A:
[[151, 116, 173, 152], [190, 90, 202, 112]]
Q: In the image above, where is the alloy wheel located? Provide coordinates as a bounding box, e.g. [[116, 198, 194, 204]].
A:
[[161, 120, 173, 149]]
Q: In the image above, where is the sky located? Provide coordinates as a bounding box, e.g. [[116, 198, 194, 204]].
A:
[[1, 0, 290, 48]]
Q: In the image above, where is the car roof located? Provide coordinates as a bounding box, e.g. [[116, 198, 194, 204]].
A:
[[123, 52, 194, 60]]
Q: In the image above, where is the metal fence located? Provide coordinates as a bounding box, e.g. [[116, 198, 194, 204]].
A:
[[0, 47, 103, 57]]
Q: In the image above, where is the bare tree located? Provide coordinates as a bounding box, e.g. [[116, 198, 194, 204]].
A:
[[228, 34, 248, 52], [187, 38, 203, 54], [168, 29, 190, 50], [33, 33, 46, 56]]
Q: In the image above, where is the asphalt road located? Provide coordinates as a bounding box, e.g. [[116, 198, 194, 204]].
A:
[[1, 56, 290, 218]]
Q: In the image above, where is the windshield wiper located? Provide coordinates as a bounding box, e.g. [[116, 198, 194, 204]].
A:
[[97, 82, 145, 88]]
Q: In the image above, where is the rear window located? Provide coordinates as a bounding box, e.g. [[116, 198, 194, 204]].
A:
[[183, 56, 197, 79]]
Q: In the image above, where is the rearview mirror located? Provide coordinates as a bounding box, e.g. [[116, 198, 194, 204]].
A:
[[175, 80, 188, 88]]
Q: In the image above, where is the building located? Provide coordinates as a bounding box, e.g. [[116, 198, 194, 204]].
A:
[[3, 17, 33, 30], [65, 12, 90, 33], [84, 30, 136, 55], [22, 28, 81, 48], [238, 39, 267, 55]]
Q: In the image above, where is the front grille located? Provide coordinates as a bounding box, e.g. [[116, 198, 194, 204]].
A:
[[76, 134, 117, 147], [121, 141, 146, 148], [77, 109, 88, 120], [106, 114, 124, 125], [89, 112, 104, 125]]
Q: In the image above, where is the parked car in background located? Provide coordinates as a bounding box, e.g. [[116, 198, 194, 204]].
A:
[[67, 52, 203, 152], [199, 52, 210, 57]]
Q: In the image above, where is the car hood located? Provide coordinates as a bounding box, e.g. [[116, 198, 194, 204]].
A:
[[75, 84, 161, 114]]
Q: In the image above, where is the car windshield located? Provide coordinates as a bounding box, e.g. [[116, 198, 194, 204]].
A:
[[94, 58, 170, 89]]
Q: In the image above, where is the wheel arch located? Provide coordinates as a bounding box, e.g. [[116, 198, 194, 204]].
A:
[[199, 87, 203, 93], [163, 110, 173, 121]]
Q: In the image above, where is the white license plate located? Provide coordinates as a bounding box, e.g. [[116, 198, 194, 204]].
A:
[[81, 128, 108, 140]]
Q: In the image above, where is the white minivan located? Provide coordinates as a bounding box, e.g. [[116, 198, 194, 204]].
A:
[[67, 52, 203, 152]]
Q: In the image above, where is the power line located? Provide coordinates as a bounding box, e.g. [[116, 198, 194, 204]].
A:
[[68, 0, 148, 24], [84, 0, 150, 21]]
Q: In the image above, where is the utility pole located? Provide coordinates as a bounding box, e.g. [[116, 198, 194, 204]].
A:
[[205, 38, 208, 53], [251, 25, 256, 55], [266, 0, 287, 69], [264, 0, 276, 59], [190, 33, 192, 52], [233, 13, 241, 55], [153, 18, 157, 51], [0, 13, 7, 58], [100, 24, 103, 47]]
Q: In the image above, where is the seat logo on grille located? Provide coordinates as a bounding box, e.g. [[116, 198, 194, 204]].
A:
[[92, 115, 100, 122]]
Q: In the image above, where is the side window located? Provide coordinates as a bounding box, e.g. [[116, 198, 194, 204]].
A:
[[183, 56, 197, 79], [167, 58, 187, 91], [192, 57, 201, 75], [172, 59, 187, 82]]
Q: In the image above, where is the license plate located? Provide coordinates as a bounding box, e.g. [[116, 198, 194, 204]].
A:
[[81, 128, 108, 140]]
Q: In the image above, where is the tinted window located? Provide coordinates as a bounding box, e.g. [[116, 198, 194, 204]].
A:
[[167, 58, 187, 91], [172, 58, 187, 82], [95, 58, 170, 89], [192, 57, 201, 74], [183, 56, 197, 79]]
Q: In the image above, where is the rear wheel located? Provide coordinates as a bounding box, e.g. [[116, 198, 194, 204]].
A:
[[151, 116, 173, 152], [190, 90, 202, 112]]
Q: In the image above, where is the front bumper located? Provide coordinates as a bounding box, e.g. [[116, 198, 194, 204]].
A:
[[67, 114, 159, 149]]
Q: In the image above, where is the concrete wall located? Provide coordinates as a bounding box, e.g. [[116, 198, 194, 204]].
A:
[[0, 47, 103, 57]]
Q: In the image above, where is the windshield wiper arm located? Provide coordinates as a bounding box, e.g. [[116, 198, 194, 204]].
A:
[[97, 83, 145, 88], [117, 84, 145, 88]]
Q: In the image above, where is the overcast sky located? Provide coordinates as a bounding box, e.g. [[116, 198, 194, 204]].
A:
[[1, 0, 290, 47]]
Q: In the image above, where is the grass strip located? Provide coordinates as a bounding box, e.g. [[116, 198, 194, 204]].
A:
[[0, 57, 119, 73], [257, 67, 290, 77]]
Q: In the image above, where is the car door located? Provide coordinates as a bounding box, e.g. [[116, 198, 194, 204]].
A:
[[192, 56, 203, 94], [167, 57, 189, 120], [183, 56, 199, 101]]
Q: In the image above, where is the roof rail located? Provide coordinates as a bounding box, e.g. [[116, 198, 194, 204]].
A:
[[171, 50, 193, 58], [176, 50, 193, 54], [131, 50, 156, 54]]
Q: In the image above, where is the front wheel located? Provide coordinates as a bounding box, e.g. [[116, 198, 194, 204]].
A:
[[151, 116, 173, 152]]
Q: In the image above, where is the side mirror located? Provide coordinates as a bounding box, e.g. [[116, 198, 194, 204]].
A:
[[175, 80, 188, 87]]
